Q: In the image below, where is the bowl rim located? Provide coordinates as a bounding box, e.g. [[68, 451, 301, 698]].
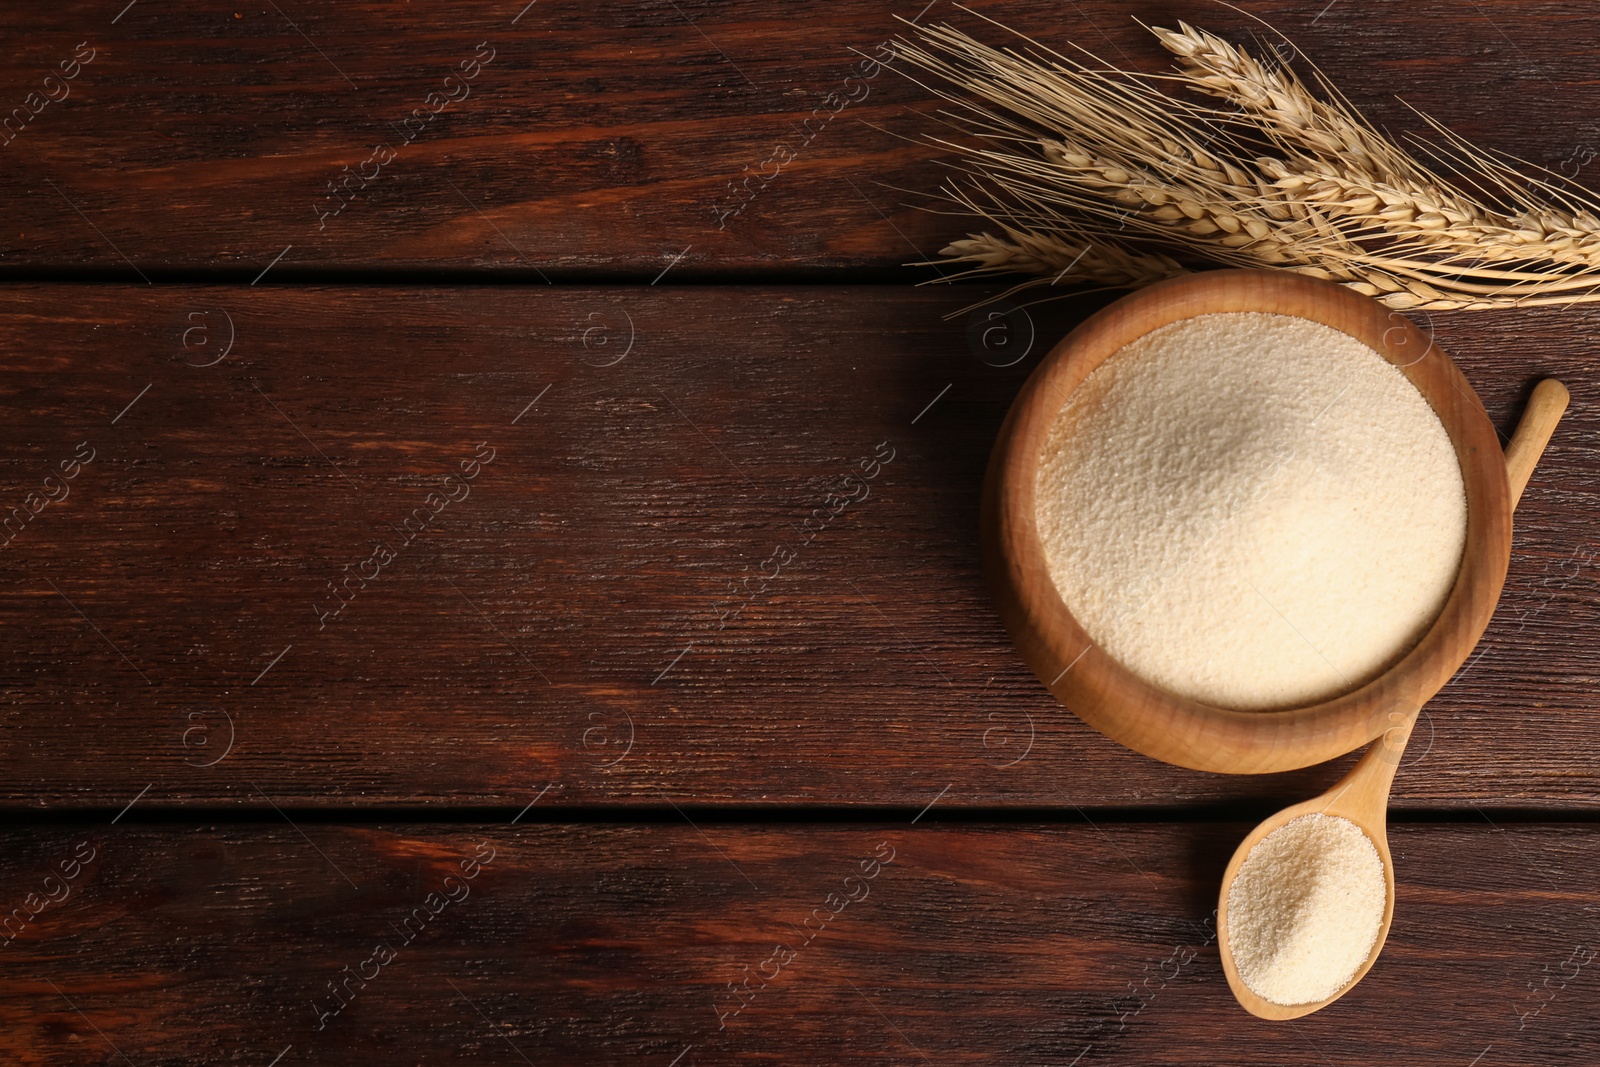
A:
[[981, 269, 1512, 774]]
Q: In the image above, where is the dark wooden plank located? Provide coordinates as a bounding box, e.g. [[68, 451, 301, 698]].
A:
[[0, 821, 1596, 1064], [0, 284, 1594, 809], [3, 1, 1600, 273]]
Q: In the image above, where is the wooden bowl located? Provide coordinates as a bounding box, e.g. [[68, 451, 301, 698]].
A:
[[981, 269, 1512, 774]]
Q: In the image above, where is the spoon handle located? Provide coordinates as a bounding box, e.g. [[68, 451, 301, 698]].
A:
[[1505, 379, 1570, 507], [1352, 382, 1572, 809], [1324, 704, 1418, 825]]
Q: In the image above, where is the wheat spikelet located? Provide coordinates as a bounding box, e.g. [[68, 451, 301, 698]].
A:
[[938, 227, 1186, 288], [1150, 22, 1417, 184], [1268, 160, 1600, 269]]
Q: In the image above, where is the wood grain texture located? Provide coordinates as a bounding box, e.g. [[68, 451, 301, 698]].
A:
[[3, 1, 1600, 274], [0, 821, 1596, 1065], [3, 2, 1596, 1058], [0, 284, 1593, 809]]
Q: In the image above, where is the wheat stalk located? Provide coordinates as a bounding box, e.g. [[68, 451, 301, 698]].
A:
[[898, 12, 1600, 310]]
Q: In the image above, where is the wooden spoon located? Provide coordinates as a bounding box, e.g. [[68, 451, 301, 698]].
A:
[[1217, 377, 1571, 1020]]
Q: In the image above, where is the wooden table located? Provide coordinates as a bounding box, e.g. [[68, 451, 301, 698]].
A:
[[2, 2, 1596, 1063]]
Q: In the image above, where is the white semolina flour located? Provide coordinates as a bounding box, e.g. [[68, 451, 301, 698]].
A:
[[1035, 311, 1467, 710], [1226, 813, 1388, 1005]]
